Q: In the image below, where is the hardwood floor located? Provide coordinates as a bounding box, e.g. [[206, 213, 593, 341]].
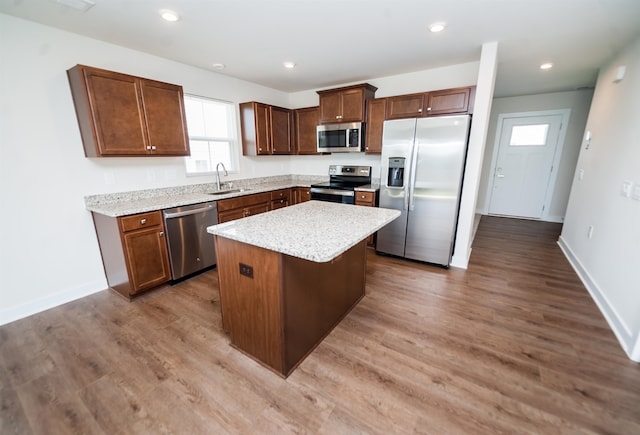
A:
[[1, 215, 638, 434]]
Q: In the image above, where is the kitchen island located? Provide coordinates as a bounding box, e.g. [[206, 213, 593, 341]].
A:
[[207, 201, 400, 377]]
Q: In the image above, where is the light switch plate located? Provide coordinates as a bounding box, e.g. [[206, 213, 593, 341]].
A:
[[622, 180, 633, 198], [633, 185, 640, 201]]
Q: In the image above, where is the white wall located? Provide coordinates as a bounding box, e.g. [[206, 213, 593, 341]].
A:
[[477, 90, 594, 221], [559, 35, 640, 361], [0, 14, 483, 324]]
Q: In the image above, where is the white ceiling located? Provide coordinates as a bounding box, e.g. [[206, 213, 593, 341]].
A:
[[2, 0, 639, 97]]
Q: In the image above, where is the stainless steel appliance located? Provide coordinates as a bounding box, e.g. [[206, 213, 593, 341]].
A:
[[376, 115, 471, 267], [317, 122, 364, 153], [163, 201, 218, 281], [310, 165, 372, 204]]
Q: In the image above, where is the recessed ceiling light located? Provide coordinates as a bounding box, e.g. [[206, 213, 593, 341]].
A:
[[429, 22, 446, 33], [283, 62, 296, 69], [160, 9, 180, 22], [540, 62, 553, 70], [212, 63, 225, 70]]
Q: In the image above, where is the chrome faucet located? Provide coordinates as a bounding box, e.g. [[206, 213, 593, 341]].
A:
[[215, 162, 228, 191]]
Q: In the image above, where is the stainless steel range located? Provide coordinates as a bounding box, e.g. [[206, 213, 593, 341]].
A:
[[310, 165, 372, 204]]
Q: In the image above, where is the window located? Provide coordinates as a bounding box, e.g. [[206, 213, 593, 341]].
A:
[[509, 124, 549, 146], [183, 94, 237, 175]]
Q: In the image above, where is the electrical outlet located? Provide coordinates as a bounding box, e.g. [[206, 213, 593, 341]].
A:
[[239, 263, 253, 278]]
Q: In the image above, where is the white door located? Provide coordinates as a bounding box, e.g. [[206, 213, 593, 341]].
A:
[[488, 114, 564, 218]]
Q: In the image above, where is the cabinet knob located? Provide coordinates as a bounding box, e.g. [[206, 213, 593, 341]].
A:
[[159, 231, 164, 236], [140, 219, 147, 225], [427, 107, 432, 111], [418, 108, 423, 113], [151, 146, 157, 151], [146, 146, 151, 150]]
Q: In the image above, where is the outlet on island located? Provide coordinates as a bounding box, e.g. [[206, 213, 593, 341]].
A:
[[239, 263, 254, 278]]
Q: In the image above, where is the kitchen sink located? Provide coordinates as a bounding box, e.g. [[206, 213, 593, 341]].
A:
[[208, 188, 250, 196]]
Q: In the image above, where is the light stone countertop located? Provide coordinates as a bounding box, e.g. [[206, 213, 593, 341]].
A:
[[84, 176, 326, 217], [207, 200, 400, 263]]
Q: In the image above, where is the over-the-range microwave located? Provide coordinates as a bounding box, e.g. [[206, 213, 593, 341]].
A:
[[317, 122, 365, 153]]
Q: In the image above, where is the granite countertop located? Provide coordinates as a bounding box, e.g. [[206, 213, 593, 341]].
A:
[[207, 200, 400, 263], [85, 175, 327, 217]]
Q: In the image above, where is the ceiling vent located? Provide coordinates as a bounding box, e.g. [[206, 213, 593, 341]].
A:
[[53, 0, 95, 12]]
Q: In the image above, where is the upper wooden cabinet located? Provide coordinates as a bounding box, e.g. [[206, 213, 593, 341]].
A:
[[67, 64, 190, 157], [317, 83, 377, 124], [294, 106, 320, 155], [385, 87, 476, 120], [386, 93, 427, 119], [365, 98, 386, 154], [426, 87, 474, 116], [240, 102, 293, 156]]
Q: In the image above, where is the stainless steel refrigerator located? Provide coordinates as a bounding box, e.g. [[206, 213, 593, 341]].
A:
[[376, 115, 471, 267]]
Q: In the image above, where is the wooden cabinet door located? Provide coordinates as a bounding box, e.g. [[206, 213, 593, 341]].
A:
[[426, 87, 471, 116], [122, 226, 171, 293], [340, 88, 366, 122], [293, 187, 311, 204], [294, 107, 319, 154], [81, 67, 149, 156], [218, 208, 247, 223], [140, 79, 190, 156], [365, 98, 386, 154], [270, 106, 293, 154], [318, 92, 342, 123], [240, 102, 271, 156], [386, 93, 427, 119]]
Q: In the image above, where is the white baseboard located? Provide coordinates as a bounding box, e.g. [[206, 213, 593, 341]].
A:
[[0, 281, 106, 326], [557, 236, 637, 362]]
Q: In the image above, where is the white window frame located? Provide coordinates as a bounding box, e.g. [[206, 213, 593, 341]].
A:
[[183, 94, 238, 176]]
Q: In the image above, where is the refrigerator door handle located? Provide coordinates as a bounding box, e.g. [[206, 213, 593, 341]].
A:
[[407, 139, 419, 211]]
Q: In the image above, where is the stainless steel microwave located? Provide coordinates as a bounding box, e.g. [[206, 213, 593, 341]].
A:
[[317, 122, 364, 153]]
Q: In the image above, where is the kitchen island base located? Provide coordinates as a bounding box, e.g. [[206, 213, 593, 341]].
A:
[[215, 236, 367, 377]]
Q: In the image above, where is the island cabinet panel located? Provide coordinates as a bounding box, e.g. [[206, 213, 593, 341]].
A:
[[92, 210, 170, 299], [67, 64, 190, 157], [317, 83, 377, 124], [365, 98, 386, 154], [282, 241, 366, 372], [293, 106, 320, 154], [214, 236, 367, 377], [215, 237, 284, 373], [355, 190, 378, 247]]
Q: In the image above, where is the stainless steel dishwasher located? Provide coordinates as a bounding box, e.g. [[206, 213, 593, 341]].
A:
[[163, 201, 217, 281]]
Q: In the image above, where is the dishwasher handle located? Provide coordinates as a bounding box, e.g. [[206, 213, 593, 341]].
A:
[[163, 204, 216, 219]]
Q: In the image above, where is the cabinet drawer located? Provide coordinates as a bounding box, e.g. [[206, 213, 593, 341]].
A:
[[270, 188, 290, 200], [355, 191, 375, 205], [120, 211, 163, 232], [217, 192, 271, 212], [271, 198, 289, 210]]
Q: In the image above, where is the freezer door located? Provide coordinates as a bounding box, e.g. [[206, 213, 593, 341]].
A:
[[405, 115, 470, 265], [376, 118, 416, 257]]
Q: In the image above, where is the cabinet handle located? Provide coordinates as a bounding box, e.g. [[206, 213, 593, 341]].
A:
[[159, 231, 164, 236], [151, 146, 157, 151], [427, 107, 432, 111], [140, 219, 147, 225], [146, 146, 151, 150], [418, 108, 423, 113]]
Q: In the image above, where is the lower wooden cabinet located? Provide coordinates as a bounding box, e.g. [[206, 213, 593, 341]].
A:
[[92, 210, 171, 299], [355, 190, 378, 247], [270, 188, 291, 210], [217, 192, 271, 223], [292, 186, 311, 204]]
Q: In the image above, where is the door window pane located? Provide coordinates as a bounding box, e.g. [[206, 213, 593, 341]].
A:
[[509, 124, 549, 146]]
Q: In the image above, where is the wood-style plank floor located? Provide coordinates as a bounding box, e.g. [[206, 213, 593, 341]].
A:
[[1, 215, 639, 434]]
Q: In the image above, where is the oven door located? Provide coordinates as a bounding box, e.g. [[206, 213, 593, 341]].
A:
[[310, 188, 355, 204]]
